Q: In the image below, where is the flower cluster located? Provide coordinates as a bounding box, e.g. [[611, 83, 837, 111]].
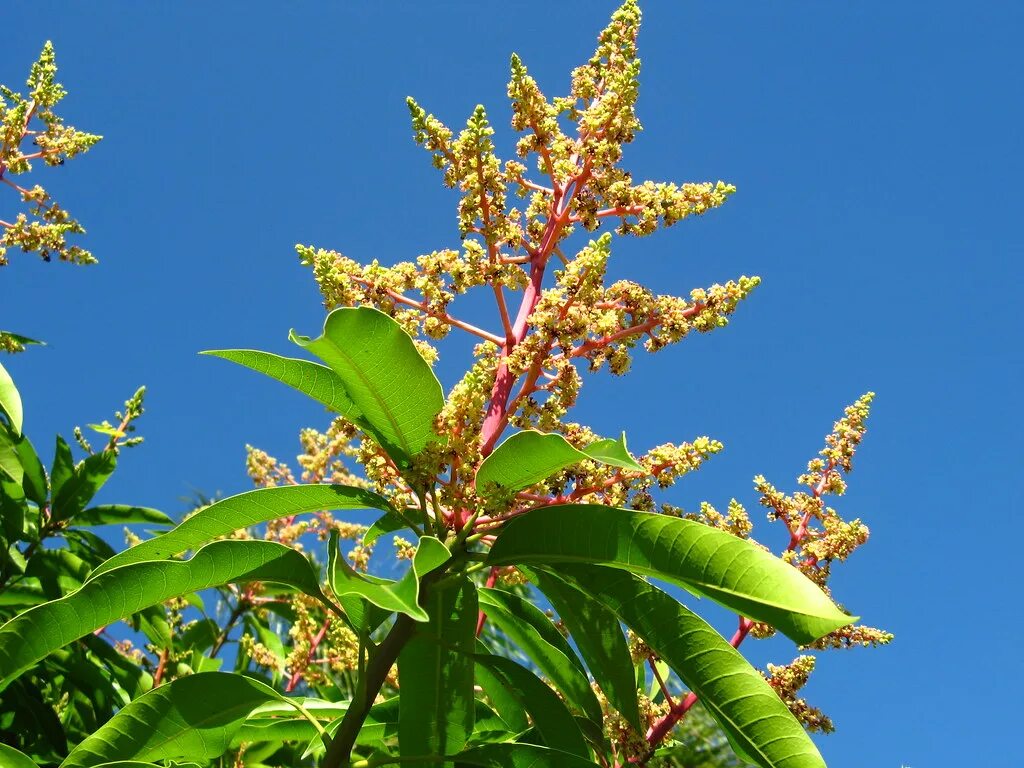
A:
[[0, 42, 99, 267]]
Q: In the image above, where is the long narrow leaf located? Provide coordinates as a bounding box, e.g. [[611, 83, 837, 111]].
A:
[[476, 430, 641, 493], [200, 349, 361, 419], [0, 540, 327, 691], [453, 743, 602, 767], [0, 361, 22, 435], [473, 652, 590, 760], [478, 587, 602, 724], [399, 578, 477, 763], [59, 672, 286, 768], [74, 505, 174, 527], [90, 484, 392, 578], [525, 567, 642, 731], [488, 505, 854, 644], [553, 564, 826, 768]]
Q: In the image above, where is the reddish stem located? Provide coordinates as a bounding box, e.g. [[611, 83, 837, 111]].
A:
[[286, 618, 331, 693], [643, 461, 839, 755], [475, 567, 500, 637]]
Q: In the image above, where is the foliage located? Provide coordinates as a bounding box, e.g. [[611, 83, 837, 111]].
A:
[[0, 4, 891, 768]]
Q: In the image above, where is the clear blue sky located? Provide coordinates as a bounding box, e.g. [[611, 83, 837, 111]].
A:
[[4, 2, 1021, 765]]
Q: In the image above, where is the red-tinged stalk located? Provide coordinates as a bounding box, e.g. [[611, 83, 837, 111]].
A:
[[640, 460, 841, 757]]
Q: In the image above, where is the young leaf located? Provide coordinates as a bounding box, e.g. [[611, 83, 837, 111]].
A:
[[51, 449, 116, 522], [452, 743, 602, 768], [580, 432, 643, 471], [552, 564, 827, 768], [328, 530, 450, 623], [50, 434, 75, 498], [0, 540, 328, 691], [476, 430, 641, 492], [399, 578, 477, 762], [290, 307, 446, 467], [477, 587, 602, 725], [524, 567, 642, 732], [487, 505, 855, 644], [59, 672, 287, 768], [473, 652, 590, 760], [89, 483, 392, 578], [0, 361, 23, 435], [74, 505, 174, 527]]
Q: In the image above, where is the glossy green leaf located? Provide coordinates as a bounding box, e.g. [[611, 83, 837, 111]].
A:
[[329, 531, 450, 623], [399, 578, 477, 762], [363, 510, 411, 546], [525, 567, 641, 732], [290, 307, 446, 466], [0, 540, 327, 691], [200, 349, 362, 421], [90, 483, 392, 578], [0, 743, 37, 768], [488, 505, 854, 644], [50, 435, 75, 497], [0, 427, 22, 484], [453, 743, 602, 768], [552, 564, 826, 768], [74, 505, 174, 527], [473, 661, 529, 733], [11, 430, 46, 506], [0, 361, 23, 435], [474, 652, 589, 759], [91, 763, 202, 768], [59, 672, 287, 768], [0, 474, 27, 541], [478, 587, 602, 725], [580, 432, 643, 471], [477, 430, 642, 492], [52, 449, 116, 522]]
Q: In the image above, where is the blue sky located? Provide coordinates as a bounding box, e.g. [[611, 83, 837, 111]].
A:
[[3, 1, 1021, 765]]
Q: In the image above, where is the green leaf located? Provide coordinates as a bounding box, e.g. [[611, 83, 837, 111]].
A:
[[477, 587, 602, 725], [89, 483, 392, 578], [74, 505, 174, 527], [524, 567, 641, 732], [399, 578, 477, 763], [473, 652, 590, 760], [289, 307, 446, 466], [0, 540, 327, 692], [476, 430, 642, 492], [200, 348, 362, 422], [59, 672, 287, 768], [473, 661, 529, 733], [487, 505, 855, 644], [0, 427, 22, 484], [363, 510, 411, 546], [453, 743, 602, 768], [50, 435, 75, 498], [552, 564, 826, 768], [580, 432, 643, 471], [0, 361, 23, 435], [11, 430, 46, 506], [52, 449, 116, 522], [0, 743, 38, 768], [329, 531, 450, 623]]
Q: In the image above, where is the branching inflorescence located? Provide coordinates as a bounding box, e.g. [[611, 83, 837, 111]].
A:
[[232, 1, 890, 763]]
